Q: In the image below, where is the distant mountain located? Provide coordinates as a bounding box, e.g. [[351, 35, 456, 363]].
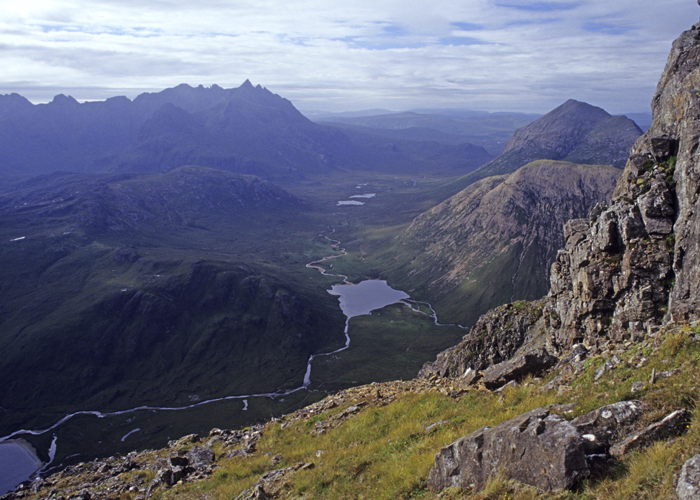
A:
[[0, 167, 345, 414], [0, 82, 355, 181], [382, 160, 621, 326], [318, 110, 540, 154], [323, 124, 494, 174], [464, 100, 642, 182], [112, 81, 353, 180], [0, 83, 499, 181]]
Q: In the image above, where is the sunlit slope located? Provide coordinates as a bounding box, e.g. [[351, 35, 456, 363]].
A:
[[380, 160, 620, 326]]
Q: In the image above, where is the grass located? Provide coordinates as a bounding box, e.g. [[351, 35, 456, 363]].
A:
[[136, 325, 700, 500], [309, 304, 465, 391]]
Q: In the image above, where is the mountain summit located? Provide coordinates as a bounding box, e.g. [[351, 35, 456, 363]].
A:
[[468, 100, 642, 180]]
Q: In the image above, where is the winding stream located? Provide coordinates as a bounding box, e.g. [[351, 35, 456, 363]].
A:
[[0, 234, 463, 492]]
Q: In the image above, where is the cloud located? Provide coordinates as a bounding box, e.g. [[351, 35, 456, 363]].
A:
[[0, 0, 697, 114]]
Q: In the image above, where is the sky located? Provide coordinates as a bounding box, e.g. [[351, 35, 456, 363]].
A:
[[0, 0, 698, 115]]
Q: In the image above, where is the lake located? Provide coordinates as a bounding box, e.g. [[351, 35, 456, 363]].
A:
[[0, 440, 42, 495], [327, 279, 409, 318]]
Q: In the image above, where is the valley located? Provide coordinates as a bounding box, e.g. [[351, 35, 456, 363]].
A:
[[0, 170, 470, 482]]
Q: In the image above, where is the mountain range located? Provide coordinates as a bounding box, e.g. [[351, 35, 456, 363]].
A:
[[0, 82, 499, 181]]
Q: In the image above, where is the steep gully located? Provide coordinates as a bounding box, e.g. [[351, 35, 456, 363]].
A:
[[0, 234, 464, 483]]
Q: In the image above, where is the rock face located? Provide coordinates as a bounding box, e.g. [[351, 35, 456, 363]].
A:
[[641, 22, 700, 323], [392, 161, 620, 327], [428, 408, 590, 492], [543, 195, 674, 350], [418, 300, 545, 380]]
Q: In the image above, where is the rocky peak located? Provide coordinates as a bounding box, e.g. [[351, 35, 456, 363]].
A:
[[502, 99, 611, 158], [470, 100, 641, 180]]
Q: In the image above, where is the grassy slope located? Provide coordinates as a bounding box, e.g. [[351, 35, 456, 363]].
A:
[[167, 326, 700, 500], [23, 324, 699, 500], [0, 169, 348, 414]]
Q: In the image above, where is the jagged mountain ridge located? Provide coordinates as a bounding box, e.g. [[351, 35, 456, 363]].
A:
[[0, 82, 352, 180], [0, 82, 495, 180], [384, 160, 620, 326]]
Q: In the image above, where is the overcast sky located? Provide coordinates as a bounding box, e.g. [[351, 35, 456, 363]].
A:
[[0, 1, 697, 114]]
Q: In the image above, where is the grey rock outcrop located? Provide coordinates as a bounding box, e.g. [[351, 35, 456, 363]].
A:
[[418, 300, 545, 381], [146, 445, 216, 495], [481, 348, 558, 389], [428, 408, 590, 492], [677, 454, 700, 500], [609, 408, 691, 458], [544, 196, 674, 351], [640, 22, 700, 323], [428, 401, 690, 494]]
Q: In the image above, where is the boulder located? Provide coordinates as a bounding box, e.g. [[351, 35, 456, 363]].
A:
[[677, 454, 700, 500], [610, 409, 691, 457], [186, 446, 215, 468], [637, 178, 675, 235], [482, 348, 558, 390], [571, 400, 648, 449], [428, 408, 589, 492]]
